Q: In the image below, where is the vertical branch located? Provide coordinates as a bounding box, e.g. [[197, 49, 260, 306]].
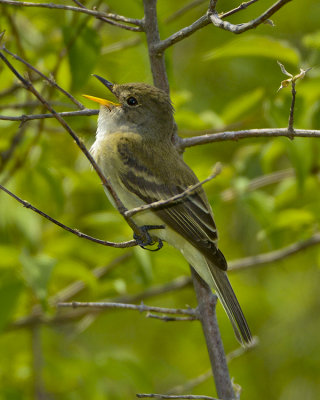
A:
[[142, 1, 235, 397], [143, 0, 170, 93], [191, 268, 236, 400], [288, 81, 296, 135]]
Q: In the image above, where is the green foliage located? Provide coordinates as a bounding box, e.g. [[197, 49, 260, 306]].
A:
[[0, 1, 320, 399]]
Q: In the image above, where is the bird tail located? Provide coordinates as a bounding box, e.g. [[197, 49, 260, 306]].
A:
[[206, 259, 253, 347]]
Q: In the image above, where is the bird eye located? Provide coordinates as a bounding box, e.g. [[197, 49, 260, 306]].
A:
[[126, 96, 138, 106]]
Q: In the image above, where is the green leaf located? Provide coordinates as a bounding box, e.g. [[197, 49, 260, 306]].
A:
[[205, 35, 300, 65], [63, 25, 101, 91], [0, 274, 23, 332], [20, 251, 56, 302]]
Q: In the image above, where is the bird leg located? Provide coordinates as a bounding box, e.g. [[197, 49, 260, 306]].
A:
[[133, 225, 165, 251]]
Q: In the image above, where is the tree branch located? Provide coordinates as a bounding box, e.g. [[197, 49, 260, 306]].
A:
[[2, 45, 85, 109], [58, 301, 197, 317], [229, 233, 320, 271], [179, 128, 320, 150], [8, 276, 192, 331], [8, 232, 320, 332], [167, 341, 257, 395], [221, 168, 294, 202], [190, 268, 235, 400], [0, 182, 137, 248], [164, 0, 207, 24], [125, 163, 221, 217], [143, 0, 170, 93], [146, 314, 198, 322], [0, 48, 153, 243], [0, 0, 143, 31], [208, 0, 292, 34], [0, 109, 98, 122], [221, 0, 259, 19], [156, 0, 270, 52], [136, 394, 218, 400]]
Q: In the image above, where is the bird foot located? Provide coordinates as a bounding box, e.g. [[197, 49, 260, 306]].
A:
[[133, 225, 164, 252]]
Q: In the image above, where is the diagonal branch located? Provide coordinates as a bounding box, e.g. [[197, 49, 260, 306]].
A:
[[0, 0, 143, 31], [208, 0, 292, 34], [0, 183, 137, 248], [2, 45, 85, 109], [156, 0, 277, 52], [229, 233, 320, 271], [0, 48, 151, 242], [125, 163, 221, 217]]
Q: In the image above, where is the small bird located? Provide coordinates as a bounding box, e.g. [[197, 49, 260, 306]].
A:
[[84, 76, 252, 346]]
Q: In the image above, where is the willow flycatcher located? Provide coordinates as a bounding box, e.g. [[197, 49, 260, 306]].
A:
[[84, 76, 252, 346]]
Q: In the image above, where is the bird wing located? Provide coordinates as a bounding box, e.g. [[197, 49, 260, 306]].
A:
[[117, 139, 227, 271]]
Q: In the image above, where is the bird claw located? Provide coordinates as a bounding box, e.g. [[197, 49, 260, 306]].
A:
[[133, 225, 164, 252]]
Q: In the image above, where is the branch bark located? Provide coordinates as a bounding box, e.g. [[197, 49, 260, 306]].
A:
[[143, 0, 170, 93], [208, 0, 292, 34], [179, 128, 320, 150], [0, 0, 143, 31], [191, 268, 235, 400]]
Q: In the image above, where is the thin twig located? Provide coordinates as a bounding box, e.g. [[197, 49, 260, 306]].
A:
[[155, 14, 209, 53], [2, 45, 85, 109], [0, 49, 147, 240], [220, 168, 294, 202], [0, 81, 25, 96], [0, 0, 143, 30], [58, 301, 196, 316], [136, 393, 219, 399], [146, 313, 198, 322], [49, 253, 133, 305], [8, 276, 192, 331], [229, 232, 320, 271], [208, 0, 292, 34], [221, 0, 259, 19], [157, 0, 267, 52], [179, 128, 320, 149], [0, 109, 98, 122], [8, 231, 320, 332], [125, 163, 221, 217], [167, 341, 257, 395], [0, 183, 137, 248], [0, 101, 74, 110], [288, 81, 296, 135], [165, 0, 207, 24]]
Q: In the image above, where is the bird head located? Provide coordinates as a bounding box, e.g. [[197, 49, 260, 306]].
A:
[[83, 75, 175, 140]]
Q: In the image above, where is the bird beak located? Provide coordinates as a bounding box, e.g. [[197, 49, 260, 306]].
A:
[[82, 94, 120, 109], [83, 75, 120, 109], [92, 74, 114, 93]]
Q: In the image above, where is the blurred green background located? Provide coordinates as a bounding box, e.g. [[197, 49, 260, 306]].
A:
[[0, 0, 320, 399]]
